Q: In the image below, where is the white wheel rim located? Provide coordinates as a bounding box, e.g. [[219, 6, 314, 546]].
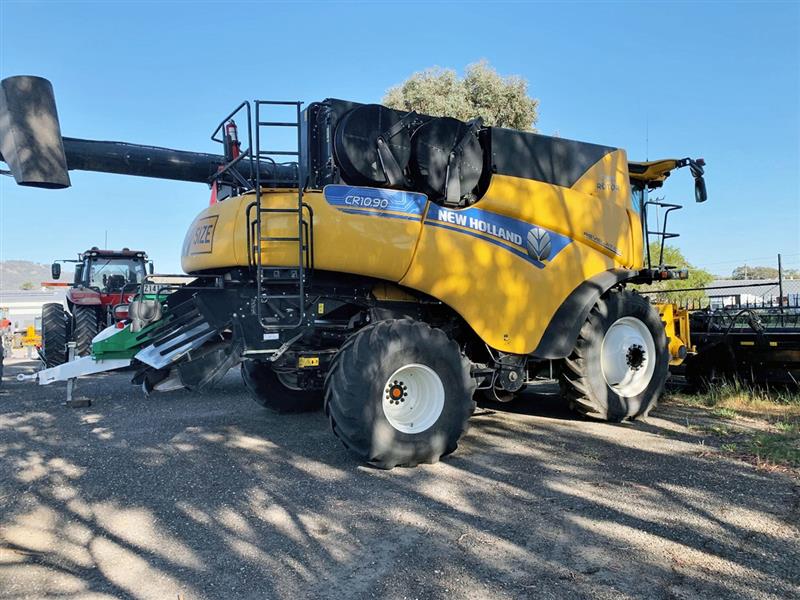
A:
[[600, 316, 656, 397], [382, 363, 445, 434]]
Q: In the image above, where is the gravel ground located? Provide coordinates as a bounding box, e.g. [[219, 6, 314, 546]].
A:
[[0, 357, 798, 600]]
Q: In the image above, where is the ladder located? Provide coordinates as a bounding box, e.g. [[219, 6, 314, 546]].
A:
[[251, 100, 313, 330], [643, 198, 682, 269]]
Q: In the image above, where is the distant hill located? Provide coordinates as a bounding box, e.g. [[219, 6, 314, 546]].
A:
[[0, 260, 74, 291]]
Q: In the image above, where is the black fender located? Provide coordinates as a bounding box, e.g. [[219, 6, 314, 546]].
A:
[[530, 268, 637, 360]]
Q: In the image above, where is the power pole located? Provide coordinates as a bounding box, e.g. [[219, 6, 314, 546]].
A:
[[778, 253, 784, 325]]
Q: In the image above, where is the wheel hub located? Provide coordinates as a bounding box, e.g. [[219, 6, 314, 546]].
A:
[[386, 381, 407, 405], [626, 344, 645, 370]]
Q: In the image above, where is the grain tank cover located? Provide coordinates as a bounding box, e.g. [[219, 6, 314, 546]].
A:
[[333, 104, 412, 187], [306, 99, 489, 205], [408, 116, 484, 203], [0, 76, 71, 188]]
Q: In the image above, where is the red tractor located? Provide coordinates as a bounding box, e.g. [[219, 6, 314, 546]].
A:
[[40, 247, 153, 366]]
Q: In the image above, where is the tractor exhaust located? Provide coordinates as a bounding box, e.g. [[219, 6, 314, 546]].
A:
[[0, 75, 297, 188]]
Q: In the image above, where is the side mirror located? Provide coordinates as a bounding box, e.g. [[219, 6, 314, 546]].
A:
[[694, 176, 707, 203], [51, 262, 61, 279], [148, 261, 154, 275]]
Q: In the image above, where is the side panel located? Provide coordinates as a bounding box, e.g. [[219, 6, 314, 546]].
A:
[[400, 151, 640, 355], [181, 187, 426, 282]]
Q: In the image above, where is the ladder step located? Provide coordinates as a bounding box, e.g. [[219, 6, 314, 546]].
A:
[[258, 121, 299, 127], [259, 150, 300, 156], [260, 236, 301, 242], [260, 295, 303, 300]]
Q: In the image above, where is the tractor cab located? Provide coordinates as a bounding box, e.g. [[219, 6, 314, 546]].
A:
[[51, 247, 151, 296], [72, 248, 149, 294]]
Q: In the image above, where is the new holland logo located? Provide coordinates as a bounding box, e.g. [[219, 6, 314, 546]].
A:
[[526, 227, 552, 262]]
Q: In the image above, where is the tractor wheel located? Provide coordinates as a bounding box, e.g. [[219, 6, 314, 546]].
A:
[[41, 303, 68, 367], [73, 305, 100, 357], [560, 289, 669, 421], [241, 360, 321, 413], [324, 319, 475, 469]]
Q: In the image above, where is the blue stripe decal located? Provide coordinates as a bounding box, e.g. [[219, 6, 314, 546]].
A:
[[426, 220, 546, 268], [322, 185, 572, 269], [324, 185, 427, 220], [424, 206, 571, 268], [340, 208, 421, 222]]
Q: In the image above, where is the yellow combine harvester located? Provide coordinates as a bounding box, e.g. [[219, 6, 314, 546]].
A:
[[0, 76, 706, 467]]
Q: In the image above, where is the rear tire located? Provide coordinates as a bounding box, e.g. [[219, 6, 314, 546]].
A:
[[324, 319, 475, 469], [560, 289, 669, 421], [73, 305, 100, 357], [241, 360, 321, 413], [41, 303, 68, 367]]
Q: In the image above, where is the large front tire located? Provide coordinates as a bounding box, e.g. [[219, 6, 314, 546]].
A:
[[560, 289, 669, 421], [241, 360, 321, 413], [73, 305, 100, 357], [41, 303, 68, 367], [324, 319, 475, 469]]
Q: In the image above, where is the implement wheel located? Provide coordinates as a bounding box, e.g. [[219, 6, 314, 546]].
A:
[[41, 303, 68, 367], [560, 289, 669, 421], [324, 319, 475, 469], [241, 360, 321, 413], [73, 305, 100, 357]]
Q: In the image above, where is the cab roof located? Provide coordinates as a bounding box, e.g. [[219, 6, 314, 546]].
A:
[[82, 247, 147, 258], [628, 157, 705, 189]]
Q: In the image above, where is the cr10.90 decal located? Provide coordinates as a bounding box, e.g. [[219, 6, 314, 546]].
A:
[[323, 185, 428, 222], [425, 206, 571, 268]]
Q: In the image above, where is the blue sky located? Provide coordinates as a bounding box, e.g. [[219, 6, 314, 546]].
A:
[[1, 1, 798, 275]]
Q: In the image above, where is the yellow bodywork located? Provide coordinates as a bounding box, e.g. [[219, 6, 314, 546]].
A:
[[656, 303, 692, 365], [182, 149, 644, 354], [628, 159, 682, 185]]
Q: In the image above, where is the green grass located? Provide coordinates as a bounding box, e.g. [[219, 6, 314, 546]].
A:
[[687, 422, 735, 437], [749, 431, 800, 468], [711, 407, 738, 419], [775, 421, 799, 434], [674, 381, 800, 419], [670, 382, 800, 471]]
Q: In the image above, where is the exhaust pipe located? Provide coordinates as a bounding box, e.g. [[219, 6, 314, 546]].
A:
[[0, 75, 298, 189]]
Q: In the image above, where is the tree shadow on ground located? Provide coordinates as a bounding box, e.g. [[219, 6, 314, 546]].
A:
[[0, 362, 797, 600]]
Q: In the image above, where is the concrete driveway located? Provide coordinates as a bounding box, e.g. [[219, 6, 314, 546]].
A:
[[0, 359, 798, 599]]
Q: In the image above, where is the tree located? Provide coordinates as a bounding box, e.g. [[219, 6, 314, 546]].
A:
[[783, 268, 800, 279], [634, 245, 713, 303], [19, 281, 34, 291], [731, 265, 779, 280], [383, 61, 539, 131]]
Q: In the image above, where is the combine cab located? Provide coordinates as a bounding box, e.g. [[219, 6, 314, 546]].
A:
[[2, 75, 708, 468], [41, 247, 151, 365]]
